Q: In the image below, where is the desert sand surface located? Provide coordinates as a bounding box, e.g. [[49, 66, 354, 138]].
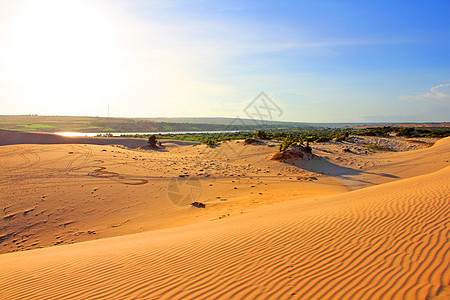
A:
[[0, 129, 150, 148], [0, 131, 449, 299]]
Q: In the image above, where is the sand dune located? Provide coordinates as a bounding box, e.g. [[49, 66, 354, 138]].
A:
[[0, 132, 449, 299], [0, 129, 152, 148], [0, 136, 350, 254], [0, 166, 448, 299], [0, 143, 449, 299]]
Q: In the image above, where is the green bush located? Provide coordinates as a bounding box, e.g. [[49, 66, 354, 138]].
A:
[[255, 130, 268, 139], [314, 137, 331, 143], [204, 138, 216, 147], [279, 138, 295, 152]]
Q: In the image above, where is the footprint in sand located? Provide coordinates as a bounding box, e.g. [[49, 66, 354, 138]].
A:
[[87, 167, 148, 185]]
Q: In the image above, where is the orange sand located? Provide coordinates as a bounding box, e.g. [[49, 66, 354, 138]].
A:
[[0, 131, 449, 299]]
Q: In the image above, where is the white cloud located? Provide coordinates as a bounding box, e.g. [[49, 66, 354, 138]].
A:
[[399, 83, 450, 102], [397, 83, 450, 121]]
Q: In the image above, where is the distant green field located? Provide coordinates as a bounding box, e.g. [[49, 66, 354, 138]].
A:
[[0, 115, 271, 133], [1, 116, 448, 143], [18, 124, 56, 130]]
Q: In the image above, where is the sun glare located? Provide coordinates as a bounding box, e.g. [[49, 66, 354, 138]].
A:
[[5, 0, 120, 106]]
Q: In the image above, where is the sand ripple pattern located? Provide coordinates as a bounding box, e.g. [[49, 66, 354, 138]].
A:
[[0, 167, 449, 299]]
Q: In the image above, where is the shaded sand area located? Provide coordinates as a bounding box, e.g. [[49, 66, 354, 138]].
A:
[[0, 131, 449, 299]]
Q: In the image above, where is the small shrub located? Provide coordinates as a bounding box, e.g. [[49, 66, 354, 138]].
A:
[[148, 135, 158, 147], [244, 138, 259, 144], [204, 139, 216, 147], [279, 138, 295, 152], [315, 137, 331, 143], [255, 130, 268, 139]]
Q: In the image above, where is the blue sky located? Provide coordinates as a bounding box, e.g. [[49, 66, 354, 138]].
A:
[[0, 0, 449, 122]]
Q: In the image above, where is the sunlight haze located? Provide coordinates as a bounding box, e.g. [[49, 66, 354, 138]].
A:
[[0, 0, 449, 122]]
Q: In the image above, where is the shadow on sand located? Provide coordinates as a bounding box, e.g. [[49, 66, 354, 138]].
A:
[[283, 157, 399, 188]]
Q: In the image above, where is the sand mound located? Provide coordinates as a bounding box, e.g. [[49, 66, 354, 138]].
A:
[[0, 129, 148, 148], [0, 164, 448, 299], [138, 144, 161, 150], [271, 144, 315, 160], [349, 135, 438, 152]]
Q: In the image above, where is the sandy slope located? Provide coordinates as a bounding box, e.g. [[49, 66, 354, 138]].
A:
[[1, 134, 447, 254], [0, 129, 150, 148], [0, 132, 449, 299], [0, 138, 348, 254], [0, 133, 448, 253], [0, 164, 448, 299]]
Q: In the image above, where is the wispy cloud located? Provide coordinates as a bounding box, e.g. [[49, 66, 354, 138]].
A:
[[398, 83, 450, 121], [399, 83, 450, 102]]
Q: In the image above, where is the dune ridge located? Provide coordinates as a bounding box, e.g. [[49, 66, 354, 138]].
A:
[[0, 129, 150, 148], [0, 163, 448, 299]]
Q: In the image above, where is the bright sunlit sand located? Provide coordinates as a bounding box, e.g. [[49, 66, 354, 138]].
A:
[[0, 130, 449, 299], [1, 0, 449, 299]]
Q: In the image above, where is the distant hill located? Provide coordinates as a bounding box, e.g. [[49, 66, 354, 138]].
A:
[[136, 117, 369, 128], [0, 115, 446, 133], [0, 115, 314, 133], [353, 122, 450, 128]]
